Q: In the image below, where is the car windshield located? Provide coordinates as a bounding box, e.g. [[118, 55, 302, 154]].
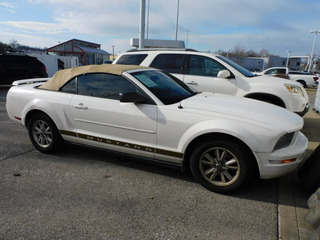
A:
[[216, 55, 256, 78], [131, 70, 197, 105]]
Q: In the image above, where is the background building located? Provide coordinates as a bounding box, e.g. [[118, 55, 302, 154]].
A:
[[229, 56, 303, 72], [47, 39, 110, 66]]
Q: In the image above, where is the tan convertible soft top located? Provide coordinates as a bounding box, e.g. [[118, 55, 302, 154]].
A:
[[39, 64, 151, 91]]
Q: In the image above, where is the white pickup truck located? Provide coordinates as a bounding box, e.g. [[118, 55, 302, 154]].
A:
[[257, 67, 318, 88]]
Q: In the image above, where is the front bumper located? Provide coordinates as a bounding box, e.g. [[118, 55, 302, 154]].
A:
[[295, 103, 310, 117], [254, 131, 308, 179]]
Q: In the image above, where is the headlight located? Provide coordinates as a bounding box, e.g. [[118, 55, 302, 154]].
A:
[[273, 132, 295, 151], [285, 84, 304, 96]]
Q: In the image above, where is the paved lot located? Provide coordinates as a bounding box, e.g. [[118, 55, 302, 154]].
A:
[[0, 86, 318, 240]]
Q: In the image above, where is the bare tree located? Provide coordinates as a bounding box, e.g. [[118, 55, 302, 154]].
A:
[[246, 49, 258, 57], [232, 45, 247, 57], [259, 49, 270, 57], [9, 39, 19, 49]]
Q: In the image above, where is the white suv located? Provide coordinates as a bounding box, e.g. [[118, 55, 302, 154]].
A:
[[114, 50, 309, 116]]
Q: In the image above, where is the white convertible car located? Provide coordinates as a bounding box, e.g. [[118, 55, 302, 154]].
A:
[[6, 64, 308, 193]]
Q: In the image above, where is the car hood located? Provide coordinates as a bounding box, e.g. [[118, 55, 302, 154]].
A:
[[178, 92, 303, 132]]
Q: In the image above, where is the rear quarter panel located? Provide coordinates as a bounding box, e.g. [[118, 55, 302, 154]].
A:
[[6, 85, 74, 132]]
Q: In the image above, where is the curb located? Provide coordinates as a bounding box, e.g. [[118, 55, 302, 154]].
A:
[[278, 174, 314, 240], [306, 188, 320, 239]]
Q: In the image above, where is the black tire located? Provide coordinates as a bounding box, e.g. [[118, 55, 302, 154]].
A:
[[190, 140, 251, 193], [297, 80, 307, 88], [257, 98, 276, 105], [28, 113, 64, 153]]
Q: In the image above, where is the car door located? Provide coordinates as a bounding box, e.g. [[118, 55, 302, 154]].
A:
[[182, 54, 237, 94], [68, 73, 158, 158]]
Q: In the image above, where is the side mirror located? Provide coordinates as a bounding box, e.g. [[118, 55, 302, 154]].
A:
[[217, 70, 231, 79], [119, 92, 148, 103]]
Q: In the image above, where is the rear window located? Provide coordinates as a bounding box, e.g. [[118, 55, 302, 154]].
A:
[[116, 54, 148, 65]]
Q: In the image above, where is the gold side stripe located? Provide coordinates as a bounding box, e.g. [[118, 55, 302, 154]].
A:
[[155, 149, 185, 158], [60, 130, 77, 137], [59, 130, 184, 159]]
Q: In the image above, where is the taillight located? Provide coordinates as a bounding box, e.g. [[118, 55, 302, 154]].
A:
[[313, 76, 319, 82]]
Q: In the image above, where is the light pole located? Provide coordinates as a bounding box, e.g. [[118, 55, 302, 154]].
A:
[[226, 49, 230, 58], [146, 0, 150, 39], [308, 30, 320, 73], [175, 0, 180, 41], [186, 30, 189, 48], [286, 50, 292, 72], [139, 0, 146, 49]]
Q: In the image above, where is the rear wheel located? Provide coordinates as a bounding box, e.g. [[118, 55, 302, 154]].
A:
[[28, 113, 64, 153], [190, 140, 251, 193]]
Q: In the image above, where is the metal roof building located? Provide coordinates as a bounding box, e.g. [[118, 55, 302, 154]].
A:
[[47, 39, 110, 66]]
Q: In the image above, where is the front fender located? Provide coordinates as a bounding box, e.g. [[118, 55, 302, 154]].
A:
[[178, 119, 280, 154]]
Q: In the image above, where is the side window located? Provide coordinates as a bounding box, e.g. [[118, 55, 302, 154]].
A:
[[187, 55, 227, 77], [266, 69, 285, 75], [60, 78, 76, 93], [77, 73, 137, 100], [150, 54, 184, 74], [116, 54, 148, 65], [278, 69, 286, 74]]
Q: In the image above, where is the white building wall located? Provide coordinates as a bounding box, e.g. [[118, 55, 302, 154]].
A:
[[28, 53, 80, 77], [28, 53, 58, 77]]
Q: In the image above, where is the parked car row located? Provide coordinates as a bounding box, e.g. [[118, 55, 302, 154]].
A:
[[255, 67, 319, 88], [113, 50, 310, 116], [6, 63, 308, 193]]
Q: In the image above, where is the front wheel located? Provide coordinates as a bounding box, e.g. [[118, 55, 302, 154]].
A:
[[297, 80, 307, 88], [190, 140, 252, 193], [28, 113, 64, 153]]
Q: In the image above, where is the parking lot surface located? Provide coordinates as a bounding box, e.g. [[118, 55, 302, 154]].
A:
[[0, 86, 318, 240]]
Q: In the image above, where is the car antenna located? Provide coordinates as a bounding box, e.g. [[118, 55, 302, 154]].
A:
[[178, 102, 183, 109]]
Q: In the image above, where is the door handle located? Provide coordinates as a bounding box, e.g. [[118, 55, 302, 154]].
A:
[[73, 103, 88, 110], [187, 81, 198, 85]]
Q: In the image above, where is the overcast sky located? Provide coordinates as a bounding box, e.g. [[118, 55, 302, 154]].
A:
[[1, 0, 320, 57]]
